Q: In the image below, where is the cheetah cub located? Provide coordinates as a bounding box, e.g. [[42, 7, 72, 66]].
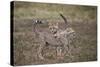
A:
[[48, 14, 77, 58]]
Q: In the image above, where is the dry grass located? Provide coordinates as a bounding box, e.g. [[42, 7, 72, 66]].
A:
[[13, 1, 97, 66]]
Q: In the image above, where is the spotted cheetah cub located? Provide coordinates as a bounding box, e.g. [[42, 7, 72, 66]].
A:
[[48, 13, 77, 57]]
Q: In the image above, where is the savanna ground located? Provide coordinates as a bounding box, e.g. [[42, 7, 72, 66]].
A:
[[12, 1, 97, 66]]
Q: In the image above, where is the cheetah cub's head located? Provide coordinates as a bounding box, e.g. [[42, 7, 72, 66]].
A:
[[48, 22, 59, 34]]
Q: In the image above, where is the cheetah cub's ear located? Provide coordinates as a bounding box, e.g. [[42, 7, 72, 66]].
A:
[[48, 22, 59, 29]]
